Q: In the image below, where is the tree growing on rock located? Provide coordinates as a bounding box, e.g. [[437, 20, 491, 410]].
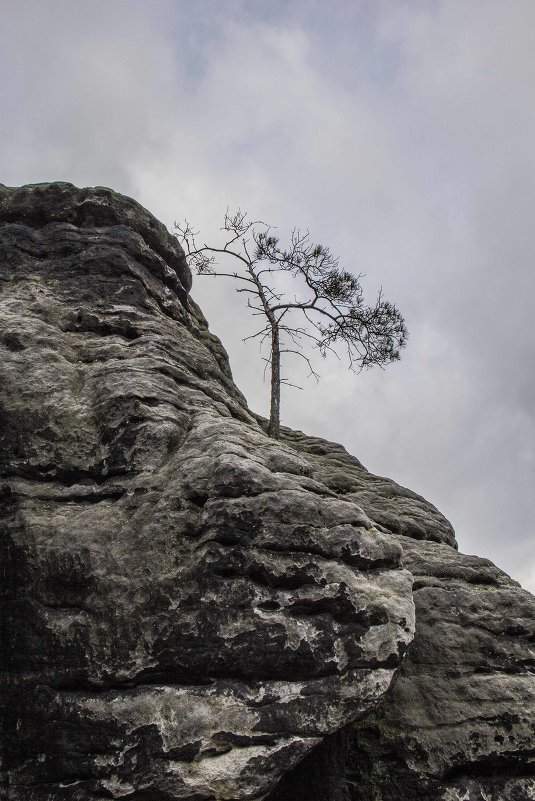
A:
[[175, 210, 407, 439]]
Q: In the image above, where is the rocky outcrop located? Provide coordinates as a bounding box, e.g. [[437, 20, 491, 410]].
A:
[[0, 183, 414, 801], [0, 183, 533, 801], [345, 539, 535, 801], [271, 434, 535, 801]]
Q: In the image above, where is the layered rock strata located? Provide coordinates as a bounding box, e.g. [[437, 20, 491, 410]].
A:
[[0, 183, 533, 801], [0, 183, 414, 801], [270, 432, 535, 801]]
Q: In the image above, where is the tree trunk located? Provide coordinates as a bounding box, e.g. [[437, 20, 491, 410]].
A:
[[268, 323, 281, 439]]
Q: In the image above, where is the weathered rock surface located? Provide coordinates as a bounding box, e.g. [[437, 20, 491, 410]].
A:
[[1, 183, 533, 801], [266, 434, 535, 801], [0, 183, 414, 801], [344, 538, 535, 801]]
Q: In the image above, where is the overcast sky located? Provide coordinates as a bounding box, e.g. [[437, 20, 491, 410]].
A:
[[1, 0, 534, 592]]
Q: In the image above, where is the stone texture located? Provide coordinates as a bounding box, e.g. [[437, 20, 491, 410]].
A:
[[1, 182, 533, 801], [266, 434, 535, 801], [343, 538, 535, 801], [0, 183, 414, 801], [278, 428, 456, 547]]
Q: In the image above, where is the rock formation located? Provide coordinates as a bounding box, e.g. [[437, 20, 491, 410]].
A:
[[267, 435, 535, 801], [0, 183, 533, 801]]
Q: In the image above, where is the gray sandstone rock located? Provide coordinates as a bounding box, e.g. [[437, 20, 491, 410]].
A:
[[0, 183, 414, 801], [267, 436, 535, 801], [0, 182, 533, 801]]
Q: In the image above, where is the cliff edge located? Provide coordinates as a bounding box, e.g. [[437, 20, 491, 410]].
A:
[[0, 183, 533, 801]]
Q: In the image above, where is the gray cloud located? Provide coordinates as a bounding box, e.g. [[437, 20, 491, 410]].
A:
[[1, 0, 533, 590]]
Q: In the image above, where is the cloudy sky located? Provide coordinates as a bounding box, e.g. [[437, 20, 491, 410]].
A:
[[2, 0, 534, 592]]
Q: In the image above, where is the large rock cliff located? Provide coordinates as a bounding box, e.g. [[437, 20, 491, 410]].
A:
[[0, 183, 533, 801]]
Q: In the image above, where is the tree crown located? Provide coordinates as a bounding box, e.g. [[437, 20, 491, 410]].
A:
[[176, 209, 407, 371], [174, 210, 407, 436]]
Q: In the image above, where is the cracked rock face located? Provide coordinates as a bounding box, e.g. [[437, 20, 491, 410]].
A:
[[268, 435, 535, 801], [2, 183, 534, 801], [344, 538, 535, 801], [0, 183, 415, 801]]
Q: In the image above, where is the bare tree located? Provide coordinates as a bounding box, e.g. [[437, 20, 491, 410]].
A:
[[175, 210, 407, 439]]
